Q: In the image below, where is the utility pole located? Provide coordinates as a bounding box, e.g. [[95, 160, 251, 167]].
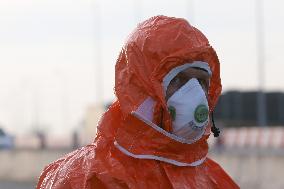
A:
[[255, 0, 267, 127], [31, 81, 40, 133], [186, 0, 195, 25], [133, 0, 142, 23], [94, 1, 103, 105]]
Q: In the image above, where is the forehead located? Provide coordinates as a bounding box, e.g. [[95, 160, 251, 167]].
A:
[[178, 67, 211, 79]]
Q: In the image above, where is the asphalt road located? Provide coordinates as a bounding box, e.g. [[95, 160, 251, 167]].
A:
[[0, 181, 35, 189]]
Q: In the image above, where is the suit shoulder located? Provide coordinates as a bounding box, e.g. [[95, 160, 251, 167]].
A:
[[36, 144, 97, 189]]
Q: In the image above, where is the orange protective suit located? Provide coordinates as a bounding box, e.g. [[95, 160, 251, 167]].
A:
[[37, 16, 239, 189]]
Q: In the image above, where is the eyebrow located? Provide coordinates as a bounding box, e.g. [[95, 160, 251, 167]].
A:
[[192, 67, 209, 74], [179, 67, 210, 79]]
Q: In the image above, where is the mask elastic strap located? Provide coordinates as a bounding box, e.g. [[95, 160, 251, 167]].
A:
[[211, 112, 220, 137]]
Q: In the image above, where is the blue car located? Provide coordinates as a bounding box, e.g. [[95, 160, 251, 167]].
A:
[[0, 128, 14, 149]]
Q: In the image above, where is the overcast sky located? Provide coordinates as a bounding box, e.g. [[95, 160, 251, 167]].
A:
[[0, 0, 283, 135]]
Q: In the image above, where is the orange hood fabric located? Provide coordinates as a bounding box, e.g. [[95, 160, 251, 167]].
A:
[[37, 16, 239, 189]]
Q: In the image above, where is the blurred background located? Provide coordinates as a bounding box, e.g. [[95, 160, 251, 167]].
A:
[[0, 0, 283, 188]]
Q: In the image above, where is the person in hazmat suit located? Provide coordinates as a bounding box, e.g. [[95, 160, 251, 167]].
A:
[[37, 15, 239, 189]]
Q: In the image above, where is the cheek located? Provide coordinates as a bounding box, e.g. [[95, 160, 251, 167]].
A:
[[166, 85, 180, 100], [204, 90, 209, 100], [200, 85, 209, 100], [166, 87, 175, 100]]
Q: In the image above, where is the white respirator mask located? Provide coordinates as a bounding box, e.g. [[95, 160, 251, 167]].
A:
[[166, 78, 209, 141], [162, 62, 213, 141]]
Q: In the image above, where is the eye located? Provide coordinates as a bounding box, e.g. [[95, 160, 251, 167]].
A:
[[170, 77, 180, 86], [198, 79, 208, 91], [172, 77, 180, 84]]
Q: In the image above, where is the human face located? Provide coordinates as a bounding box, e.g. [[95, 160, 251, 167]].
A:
[[165, 67, 211, 101]]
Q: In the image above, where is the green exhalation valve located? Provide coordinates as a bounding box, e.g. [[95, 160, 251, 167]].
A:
[[194, 104, 208, 123]]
